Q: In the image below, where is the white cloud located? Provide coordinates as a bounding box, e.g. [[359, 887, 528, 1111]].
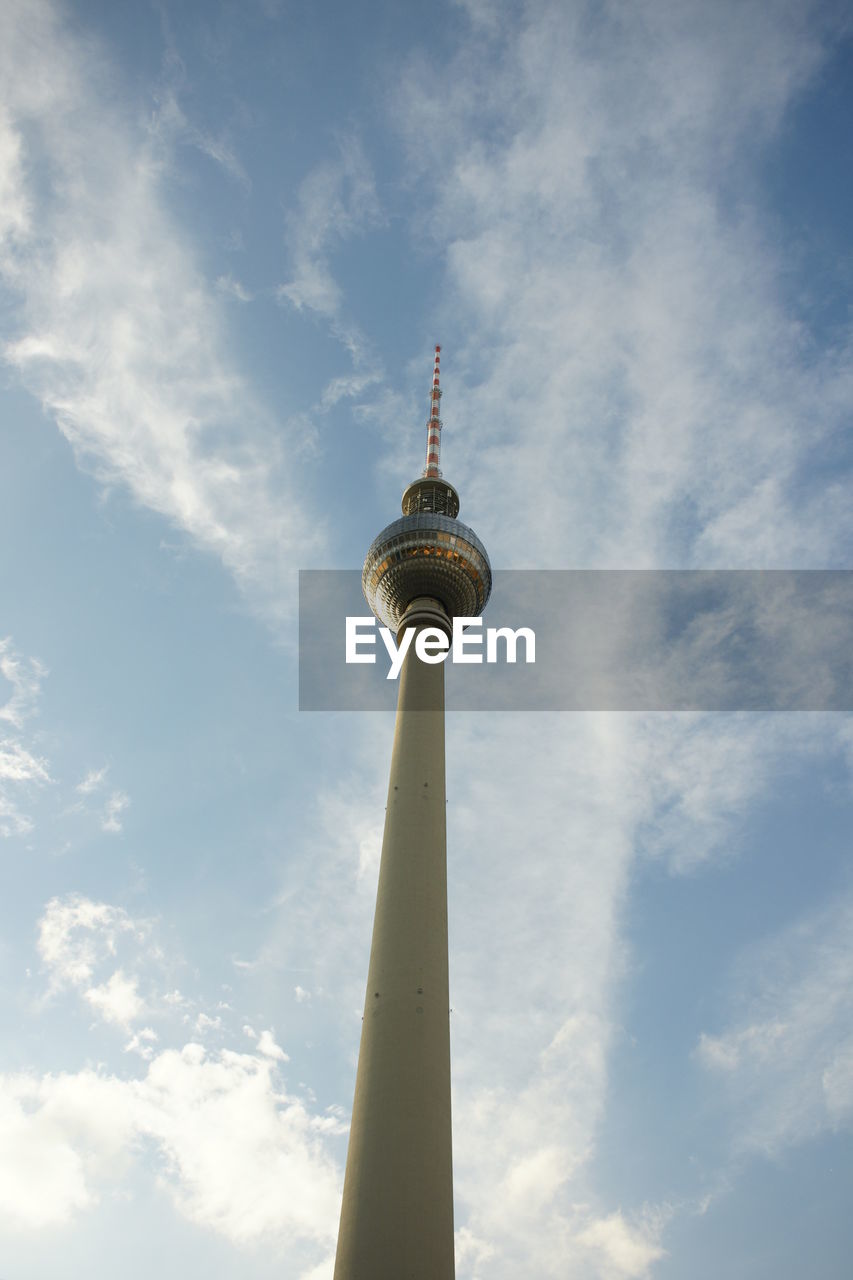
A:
[[0, 637, 46, 729], [84, 969, 144, 1029], [438, 716, 636, 1272], [38, 894, 146, 991], [255, 710, 654, 1266], [277, 138, 385, 413], [196, 1012, 223, 1034], [822, 1043, 853, 1123], [37, 894, 154, 1037], [628, 714, 841, 874], [695, 893, 853, 1154], [0, 1075, 97, 1228], [147, 74, 250, 193], [0, 642, 133, 843], [574, 1209, 667, 1279], [0, 1043, 345, 1252], [257, 1029, 289, 1062], [0, 104, 31, 245], [319, 367, 383, 411], [0, 793, 34, 838], [0, 0, 325, 628], [363, 11, 853, 1252], [265, 736, 390, 1016], [124, 1027, 158, 1060], [1, 2, 850, 1273], [0, 740, 49, 786], [139, 1045, 340, 1244], [455, 1225, 497, 1275], [101, 789, 130, 833], [0, 638, 49, 836], [256, 706, 853, 1275], [225, 3, 853, 1268], [297, 1258, 336, 1280], [269, 714, 655, 1272], [215, 273, 253, 302], [383, 0, 850, 574], [76, 766, 108, 794], [278, 136, 382, 321]]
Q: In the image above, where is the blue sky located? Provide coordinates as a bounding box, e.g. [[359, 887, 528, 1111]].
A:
[[1, 0, 852, 1276]]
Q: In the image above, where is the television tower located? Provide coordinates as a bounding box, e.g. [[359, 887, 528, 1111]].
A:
[[334, 347, 491, 1279]]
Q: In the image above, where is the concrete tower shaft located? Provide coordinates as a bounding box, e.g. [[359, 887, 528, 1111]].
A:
[[333, 601, 454, 1279], [334, 349, 489, 1280]]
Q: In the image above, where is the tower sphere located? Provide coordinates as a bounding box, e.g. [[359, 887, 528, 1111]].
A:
[[362, 348, 491, 633], [362, 510, 491, 633]]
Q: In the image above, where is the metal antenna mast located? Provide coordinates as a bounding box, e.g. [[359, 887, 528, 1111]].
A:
[[424, 343, 443, 477]]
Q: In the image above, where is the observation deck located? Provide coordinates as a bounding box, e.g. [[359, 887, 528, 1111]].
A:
[[362, 512, 491, 633]]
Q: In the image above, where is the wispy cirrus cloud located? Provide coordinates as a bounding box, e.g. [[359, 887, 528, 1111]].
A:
[[278, 135, 383, 321], [288, 88, 853, 1240], [254, 713, 676, 1270], [695, 892, 853, 1155], [101, 790, 130, 834], [216, 272, 253, 302], [35, 892, 299, 1070], [73, 767, 130, 832], [386, 0, 852, 572], [356, 10, 853, 1264], [277, 136, 385, 410], [148, 0, 253, 192], [0, 0, 324, 627], [0, 637, 49, 837], [0, 742, 49, 788], [441, 712, 653, 1273], [75, 766, 108, 796], [138, 0, 852, 1268], [243, 697, 853, 1277], [0, 638, 46, 730], [1, 641, 135, 842], [2, 3, 851, 1276], [630, 712, 849, 874]]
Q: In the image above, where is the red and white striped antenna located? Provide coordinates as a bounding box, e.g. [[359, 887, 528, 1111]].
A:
[[423, 344, 442, 477]]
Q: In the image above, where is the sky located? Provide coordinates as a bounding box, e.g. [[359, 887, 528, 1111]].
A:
[[1, 0, 852, 1276]]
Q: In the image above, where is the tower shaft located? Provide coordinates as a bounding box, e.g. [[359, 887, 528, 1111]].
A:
[[338, 347, 489, 1276], [334, 604, 455, 1280]]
